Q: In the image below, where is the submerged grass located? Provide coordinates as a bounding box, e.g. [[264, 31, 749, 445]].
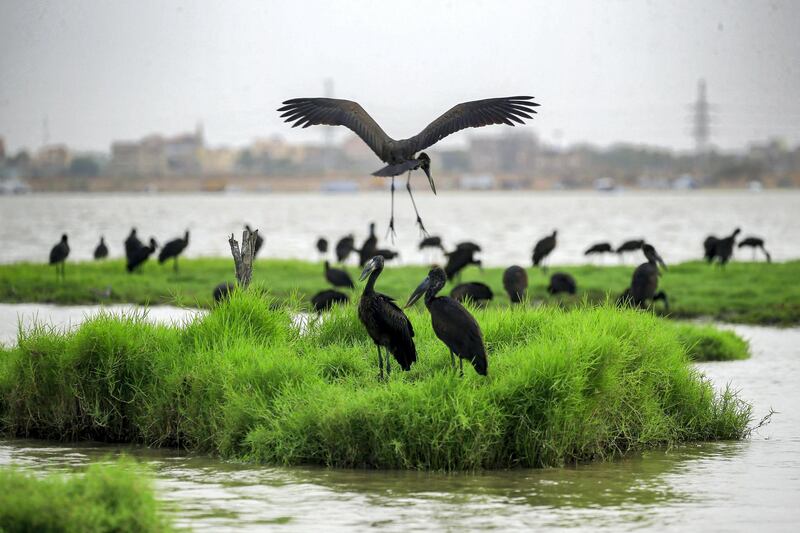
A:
[[0, 459, 171, 532], [0, 258, 798, 325], [0, 292, 751, 470]]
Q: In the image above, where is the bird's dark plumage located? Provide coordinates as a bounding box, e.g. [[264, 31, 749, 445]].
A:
[[49, 234, 70, 279], [444, 247, 481, 281], [124, 228, 142, 260], [311, 289, 350, 313], [627, 244, 669, 311], [375, 248, 399, 261], [246, 225, 264, 256], [358, 256, 417, 379], [703, 235, 719, 263], [738, 236, 771, 262], [616, 239, 644, 254], [335, 234, 356, 263], [407, 267, 487, 376], [93, 237, 108, 260], [316, 237, 328, 254], [584, 242, 613, 255], [503, 265, 528, 303], [532, 230, 557, 269], [419, 235, 445, 251], [547, 272, 577, 295], [213, 281, 235, 302], [127, 238, 157, 273], [324, 261, 355, 289], [158, 230, 189, 272], [712, 228, 741, 266], [358, 222, 378, 267], [450, 282, 494, 306], [454, 241, 482, 254]]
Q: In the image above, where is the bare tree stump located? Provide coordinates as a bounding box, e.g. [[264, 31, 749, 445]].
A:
[[229, 228, 259, 289]]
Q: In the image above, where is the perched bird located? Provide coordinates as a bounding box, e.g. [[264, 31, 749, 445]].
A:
[[158, 230, 190, 272], [127, 238, 158, 273], [503, 265, 528, 303], [311, 289, 350, 313], [547, 272, 577, 295], [93, 236, 109, 260], [419, 235, 445, 252], [584, 242, 613, 256], [374, 248, 400, 262], [532, 230, 557, 271], [624, 243, 669, 311], [444, 247, 481, 281], [335, 234, 356, 263], [450, 282, 494, 307], [712, 228, 741, 266], [278, 95, 540, 234], [358, 222, 378, 267], [124, 228, 143, 261], [245, 225, 264, 257], [738, 236, 771, 262], [212, 281, 235, 302], [358, 256, 417, 379], [49, 234, 70, 279], [316, 237, 329, 256], [703, 235, 719, 263], [406, 266, 487, 376], [324, 260, 355, 289]]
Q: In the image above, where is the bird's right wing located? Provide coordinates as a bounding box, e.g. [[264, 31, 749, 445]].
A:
[[278, 98, 392, 160], [377, 293, 415, 338]]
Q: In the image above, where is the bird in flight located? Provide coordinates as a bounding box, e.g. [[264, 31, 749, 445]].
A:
[[278, 96, 540, 236]]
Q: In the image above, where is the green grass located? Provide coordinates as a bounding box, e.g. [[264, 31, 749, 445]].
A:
[[0, 291, 751, 470], [672, 323, 750, 362], [0, 459, 172, 532], [1, 258, 797, 325]]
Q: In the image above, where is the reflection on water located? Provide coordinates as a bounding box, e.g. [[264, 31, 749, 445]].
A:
[[2, 325, 799, 531], [1, 191, 798, 266]]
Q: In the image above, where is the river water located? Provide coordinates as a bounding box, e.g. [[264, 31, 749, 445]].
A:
[[1, 304, 798, 531], [1, 191, 797, 266]]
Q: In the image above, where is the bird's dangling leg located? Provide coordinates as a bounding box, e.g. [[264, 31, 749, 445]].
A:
[[386, 177, 396, 242], [406, 171, 429, 237], [377, 346, 384, 381]]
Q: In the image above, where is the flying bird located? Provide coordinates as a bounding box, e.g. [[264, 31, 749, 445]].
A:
[[278, 96, 540, 234]]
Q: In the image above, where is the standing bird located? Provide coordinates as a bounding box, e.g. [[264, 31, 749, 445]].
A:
[[627, 244, 669, 310], [738, 236, 771, 262], [584, 242, 613, 263], [124, 228, 143, 261], [450, 282, 494, 307], [358, 222, 378, 267], [127, 238, 158, 273], [616, 239, 645, 263], [324, 260, 355, 289], [406, 267, 487, 377], [703, 235, 719, 263], [503, 265, 528, 303], [158, 230, 190, 272], [375, 248, 400, 262], [358, 256, 417, 379], [419, 235, 445, 252], [444, 247, 481, 282], [311, 289, 350, 313], [335, 234, 356, 263], [713, 228, 741, 266], [547, 272, 577, 295], [245, 225, 264, 257], [49, 234, 70, 279], [278, 96, 540, 234], [93, 237, 109, 260], [316, 237, 329, 257], [532, 230, 557, 271]]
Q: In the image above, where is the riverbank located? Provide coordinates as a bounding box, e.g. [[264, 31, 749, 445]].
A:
[[0, 293, 751, 470], [0, 258, 797, 325]]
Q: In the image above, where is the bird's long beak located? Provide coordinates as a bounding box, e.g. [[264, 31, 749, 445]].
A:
[[405, 276, 431, 308], [423, 166, 437, 195], [657, 254, 668, 271], [359, 259, 376, 281]]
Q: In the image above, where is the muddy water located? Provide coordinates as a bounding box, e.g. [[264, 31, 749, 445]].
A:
[[1, 319, 799, 531]]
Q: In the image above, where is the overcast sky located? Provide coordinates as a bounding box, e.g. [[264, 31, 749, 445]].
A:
[[1, 0, 799, 154]]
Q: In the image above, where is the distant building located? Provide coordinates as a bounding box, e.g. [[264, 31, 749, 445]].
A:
[[469, 131, 539, 175], [459, 174, 495, 190], [109, 125, 204, 177], [34, 144, 70, 177]]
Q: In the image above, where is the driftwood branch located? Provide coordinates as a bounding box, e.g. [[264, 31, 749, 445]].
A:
[[228, 228, 259, 289]]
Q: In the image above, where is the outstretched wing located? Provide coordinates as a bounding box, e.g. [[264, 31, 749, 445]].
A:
[[404, 96, 539, 154], [278, 98, 392, 161]]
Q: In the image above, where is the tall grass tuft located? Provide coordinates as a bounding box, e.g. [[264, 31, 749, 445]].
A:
[[0, 291, 752, 470]]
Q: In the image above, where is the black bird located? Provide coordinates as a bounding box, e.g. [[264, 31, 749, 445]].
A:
[[626, 244, 669, 311], [407, 267, 487, 377], [49, 234, 70, 279], [532, 230, 557, 271], [419, 235, 445, 252], [453, 241, 482, 254], [278, 96, 540, 234], [316, 237, 328, 257], [616, 239, 645, 263], [158, 230, 190, 272], [738, 236, 771, 262], [358, 256, 417, 379], [311, 289, 350, 313], [93, 236, 108, 260], [335, 234, 356, 263], [547, 272, 577, 295], [444, 247, 481, 282], [124, 228, 143, 261], [127, 238, 158, 273], [450, 282, 494, 307], [213, 281, 235, 302], [713, 228, 741, 266], [584, 242, 613, 256], [246, 225, 264, 257], [503, 265, 528, 303], [358, 222, 378, 267], [324, 260, 355, 289], [375, 248, 400, 262], [703, 235, 719, 263]]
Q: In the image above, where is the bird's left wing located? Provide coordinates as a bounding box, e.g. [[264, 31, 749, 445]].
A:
[[378, 293, 415, 338], [403, 96, 539, 154]]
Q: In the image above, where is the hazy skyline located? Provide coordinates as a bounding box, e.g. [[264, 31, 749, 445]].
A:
[[1, 0, 799, 154]]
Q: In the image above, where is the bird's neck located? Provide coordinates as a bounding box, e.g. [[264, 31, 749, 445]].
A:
[[365, 268, 381, 293]]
